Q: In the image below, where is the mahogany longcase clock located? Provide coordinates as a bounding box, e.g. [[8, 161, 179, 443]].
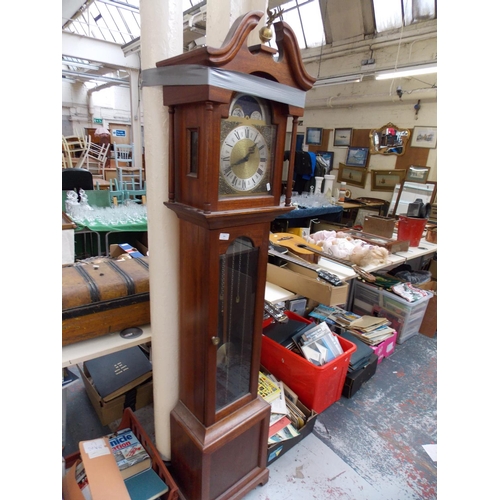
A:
[[155, 11, 315, 500]]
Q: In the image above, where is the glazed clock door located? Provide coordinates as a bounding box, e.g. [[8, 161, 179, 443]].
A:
[[216, 236, 259, 413]]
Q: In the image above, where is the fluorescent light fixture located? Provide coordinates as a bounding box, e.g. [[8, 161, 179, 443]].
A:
[[62, 59, 101, 71], [375, 63, 437, 80], [314, 74, 363, 87], [62, 70, 129, 85]]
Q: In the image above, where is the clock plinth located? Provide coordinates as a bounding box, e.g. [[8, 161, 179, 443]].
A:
[[155, 10, 315, 500], [171, 399, 270, 500]]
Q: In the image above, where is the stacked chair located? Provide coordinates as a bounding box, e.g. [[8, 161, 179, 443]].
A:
[[113, 143, 146, 204], [62, 132, 91, 169], [84, 142, 111, 179]]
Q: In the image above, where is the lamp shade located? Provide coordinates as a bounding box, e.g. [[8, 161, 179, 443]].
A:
[[94, 126, 111, 137]]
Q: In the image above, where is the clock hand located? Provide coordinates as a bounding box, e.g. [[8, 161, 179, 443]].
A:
[[231, 144, 257, 167]]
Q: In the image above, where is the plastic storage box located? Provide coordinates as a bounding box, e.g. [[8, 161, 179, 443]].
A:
[[261, 311, 356, 414], [351, 280, 431, 344]]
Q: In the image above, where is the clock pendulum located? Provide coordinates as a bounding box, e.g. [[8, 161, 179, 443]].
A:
[[152, 10, 316, 500]]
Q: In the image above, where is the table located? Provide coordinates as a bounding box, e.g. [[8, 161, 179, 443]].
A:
[[265, 235, 437, 305], [273, 204, 343, 229], [74, 215, 147, 256], [62, 324, 152, 368]]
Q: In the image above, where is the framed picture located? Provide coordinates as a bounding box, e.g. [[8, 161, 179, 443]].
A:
[[411, 126, 437, 148], [345, 147, 369, 167], [371, 169, 407, 192], [406, 165, 430, 183], [316, 151, 334, 171], [338, 162, 367, 188], [305, 127, 323, 145], [333, 128, 352, 147]]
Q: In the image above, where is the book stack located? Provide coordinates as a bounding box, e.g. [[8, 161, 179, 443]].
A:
[[292, 321, 344, 366], [261, 371, 304, 445], [309, 304, 395, 346], [65, 428, 169, 500], [347, 316, 395, 346]]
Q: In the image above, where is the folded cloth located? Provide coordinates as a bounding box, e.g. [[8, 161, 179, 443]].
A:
[[394, 270, 432, 285], [391, 282, 432, 302]]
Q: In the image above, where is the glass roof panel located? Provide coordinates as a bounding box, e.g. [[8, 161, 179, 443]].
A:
[[374, 0, 436, 33]]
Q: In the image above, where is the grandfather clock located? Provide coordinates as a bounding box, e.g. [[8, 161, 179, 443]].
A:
[[155, 11, 315, 500]]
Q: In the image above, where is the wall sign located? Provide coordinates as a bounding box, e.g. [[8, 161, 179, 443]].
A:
[[113, 129, 127, 137]]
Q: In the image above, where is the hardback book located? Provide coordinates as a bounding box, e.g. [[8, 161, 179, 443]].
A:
[[124, 467, 169, 500], [106, 427, 152, 479], [84, 346, 153, 402]]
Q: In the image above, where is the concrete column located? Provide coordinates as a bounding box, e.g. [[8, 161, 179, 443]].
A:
[[140, 0, 183, 460], [206, 0, 269, 48]]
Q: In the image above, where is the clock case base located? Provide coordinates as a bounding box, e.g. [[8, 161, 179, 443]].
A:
[[171, 398, 270, 500]]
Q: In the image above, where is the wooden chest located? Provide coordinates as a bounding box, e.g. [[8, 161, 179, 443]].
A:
[[62, 257, 150, 346]]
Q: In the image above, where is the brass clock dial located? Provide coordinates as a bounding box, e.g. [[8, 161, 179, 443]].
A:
[[220, 124, 269, 194], [219, 94, 275, 198]]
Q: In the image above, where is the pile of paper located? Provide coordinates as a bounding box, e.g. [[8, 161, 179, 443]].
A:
[[347, 316, 395, 346], [292, 321, 344, 366], [309, 304, 395, 346], [262, 372, 306, 445]]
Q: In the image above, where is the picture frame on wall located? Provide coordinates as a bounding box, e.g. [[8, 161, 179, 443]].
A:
[[305, 127, 323, 145], [411, 126, 437, 148], [406, 165, 430, 183], [345, 147, 369, 167], [316, 151, 334, 171], [371, 169, 407, 192], [338, 162, 367, 188], [333, 128, 352, 147]]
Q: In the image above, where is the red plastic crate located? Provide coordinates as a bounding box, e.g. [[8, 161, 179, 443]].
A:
[[261, 311, 356, 414]]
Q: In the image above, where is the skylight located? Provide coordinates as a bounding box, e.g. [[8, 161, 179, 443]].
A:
[[373, 0, 436, 33]]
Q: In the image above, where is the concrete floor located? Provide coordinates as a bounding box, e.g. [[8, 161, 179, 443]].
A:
[[63, 333, 437, 499]]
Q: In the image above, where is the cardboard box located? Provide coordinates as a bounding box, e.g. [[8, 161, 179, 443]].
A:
[[267, 398, 318, 465], [63, 438, 131, 500], [363, 215, 396, 239], [417, 280, 437, 338], [266, 262, 349, 307], [342, 353, 378, 399], [370, 330, 398, 364], [78, 363, 153, 426], [109, 243, 144, 259]]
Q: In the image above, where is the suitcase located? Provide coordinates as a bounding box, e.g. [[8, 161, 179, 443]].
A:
[[62, 257, 150, 346]]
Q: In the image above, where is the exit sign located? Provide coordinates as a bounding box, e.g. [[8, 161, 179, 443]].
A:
[[93, 118, 103, 124]]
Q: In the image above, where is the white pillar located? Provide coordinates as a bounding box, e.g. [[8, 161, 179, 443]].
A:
[[140, 0, 183, 460], [129, 69, 143, 171], [206, 0, 269, 48]]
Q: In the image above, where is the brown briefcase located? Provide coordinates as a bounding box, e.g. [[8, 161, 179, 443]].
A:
[[62, 257, 150, 346]]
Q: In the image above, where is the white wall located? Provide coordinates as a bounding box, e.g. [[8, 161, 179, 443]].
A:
[[62, 79, 137, 132], [298, 100, 437, 202]]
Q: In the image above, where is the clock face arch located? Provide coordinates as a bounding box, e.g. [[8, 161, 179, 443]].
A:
[[219, 94, 276, 198]]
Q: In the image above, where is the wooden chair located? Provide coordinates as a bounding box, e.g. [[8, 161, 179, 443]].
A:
[[63, 134, 91, 169], [84, 142, 110, 179], [114, 143, 143, 191], [109, 177, 127, 205]]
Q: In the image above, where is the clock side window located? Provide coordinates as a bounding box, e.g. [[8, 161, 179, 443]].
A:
[[188, 128, 199, 176]]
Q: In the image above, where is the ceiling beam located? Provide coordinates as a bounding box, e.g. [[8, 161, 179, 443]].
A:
[[62, 31, 140, 71]]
